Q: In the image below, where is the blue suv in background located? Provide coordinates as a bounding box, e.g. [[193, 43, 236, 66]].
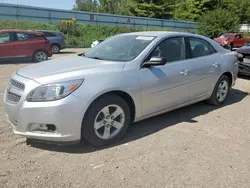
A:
[[36, 30, 66, 54]]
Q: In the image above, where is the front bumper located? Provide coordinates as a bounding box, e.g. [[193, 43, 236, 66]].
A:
[[238, 58, 250, 75], [4, 74, 88, 143], [60, 43, 67, 49]]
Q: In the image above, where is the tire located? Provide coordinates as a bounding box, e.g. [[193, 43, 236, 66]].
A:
[[82, 94, 131, 146], [229, 43, 234, 51], [224, 45, 231, 50], [51, 44, 60, 54], [207, 75, 230, 106], [33, 51, 48, 62]]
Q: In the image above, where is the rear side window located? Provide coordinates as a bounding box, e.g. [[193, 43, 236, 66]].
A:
[[16, 33, 37, 41], [185, 37, 217, 59], [43, 32, 57, 37], [0, 33, 11, 43]]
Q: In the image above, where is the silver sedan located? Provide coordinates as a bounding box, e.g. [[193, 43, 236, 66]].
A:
[[4, 31, 239, 146]]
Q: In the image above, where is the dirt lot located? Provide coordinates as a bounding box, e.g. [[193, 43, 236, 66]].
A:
[[1, 49, 250, 188]]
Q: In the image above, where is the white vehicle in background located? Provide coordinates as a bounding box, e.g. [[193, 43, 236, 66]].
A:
[[91, 36, 113, 48], [91, 39, 104, 48]]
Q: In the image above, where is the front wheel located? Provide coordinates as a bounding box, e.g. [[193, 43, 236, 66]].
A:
[[82, 95, 131, 146], [207, 75, 230, 106]]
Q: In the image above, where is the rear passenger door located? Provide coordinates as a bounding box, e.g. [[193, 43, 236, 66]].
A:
[[184, 37, 221, 100]]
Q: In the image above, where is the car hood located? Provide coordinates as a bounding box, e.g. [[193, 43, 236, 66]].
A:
[[17, 56, 125, 84]]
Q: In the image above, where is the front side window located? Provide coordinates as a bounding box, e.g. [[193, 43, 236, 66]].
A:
[[235, 34, 242, 39], [0, 33, 11, 43], [147, 37, 185, 63], [186, 37, 217, 59], [16, 33, 36, 41], [84, 35, 155, 61]]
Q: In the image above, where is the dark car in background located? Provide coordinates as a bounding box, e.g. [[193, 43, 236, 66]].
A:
[[237, 41, 250, 76], [36, 30, 66, 54], [237, 41, 250, 57]]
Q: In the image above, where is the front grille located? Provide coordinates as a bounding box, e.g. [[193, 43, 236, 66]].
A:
[[239, 63, 250, 70], [7, 92, 21, 103], [10, 79, 25, 91]]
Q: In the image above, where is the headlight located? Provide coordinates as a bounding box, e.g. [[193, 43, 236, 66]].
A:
[[223, 40, 228, 45], [27, 79, 83, 102]]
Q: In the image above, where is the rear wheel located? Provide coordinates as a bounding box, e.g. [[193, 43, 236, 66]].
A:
[[51, 44, 60, 54], [207, 75, 230, 106], [82, 94, 130, 146], [33, 51, 48, 62]]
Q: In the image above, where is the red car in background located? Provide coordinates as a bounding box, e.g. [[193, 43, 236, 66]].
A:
[[214, 32, 250, 50], [0, 29, 52, 62]]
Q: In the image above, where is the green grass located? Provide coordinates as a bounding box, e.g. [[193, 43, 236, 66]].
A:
[[0, 20, 196, 48]]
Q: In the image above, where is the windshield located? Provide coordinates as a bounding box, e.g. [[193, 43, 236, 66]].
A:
[[219, 34, 234, 39], [84, 35, 155, 61]]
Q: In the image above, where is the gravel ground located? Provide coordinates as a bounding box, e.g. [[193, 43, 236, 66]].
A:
[[0, 49, 250, 188]]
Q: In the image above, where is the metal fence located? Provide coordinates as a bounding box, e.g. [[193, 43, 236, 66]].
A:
[[0, 3, 198, 31]]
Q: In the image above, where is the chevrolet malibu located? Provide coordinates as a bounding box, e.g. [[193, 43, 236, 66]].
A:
[[4, 32, 239, 146]]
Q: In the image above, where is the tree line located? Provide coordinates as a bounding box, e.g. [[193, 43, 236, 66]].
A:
[[74, 0, 250, 23], [74, 0, 250, 37]]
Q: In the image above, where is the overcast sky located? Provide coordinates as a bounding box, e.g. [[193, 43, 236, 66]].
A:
[[2, 0, 75, 9]]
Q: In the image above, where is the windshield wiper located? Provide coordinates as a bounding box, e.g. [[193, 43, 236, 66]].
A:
[[78, 52, 85, 56], [80, 53, 104, 60], [87, 56, 103, 60]]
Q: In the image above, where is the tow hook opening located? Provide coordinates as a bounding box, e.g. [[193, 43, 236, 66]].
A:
[[29, 123, 57, 133]]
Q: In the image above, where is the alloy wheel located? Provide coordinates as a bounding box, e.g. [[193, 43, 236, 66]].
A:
[[216, 80, 229, 102], [36, 52, 47, 62], [94, 104, 125, 140], [52, 45, 60, 54]]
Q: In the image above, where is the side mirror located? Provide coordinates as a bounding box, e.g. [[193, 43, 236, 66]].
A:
[[143, 57, 166, 67]]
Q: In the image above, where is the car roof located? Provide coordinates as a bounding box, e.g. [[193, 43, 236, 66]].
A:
[[0, 29, 44, 34], [117, 31, 206, 39], [36, 30, 61, 34]]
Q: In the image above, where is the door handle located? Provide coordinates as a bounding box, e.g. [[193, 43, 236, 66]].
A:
[[212, 63, 219, 68], [180, 70, 189, 76]]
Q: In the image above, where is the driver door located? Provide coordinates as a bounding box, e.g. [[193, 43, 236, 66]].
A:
[[140, 37, 192, 116], [234, 34, 244, 47], [0, 32, 13, 58]]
